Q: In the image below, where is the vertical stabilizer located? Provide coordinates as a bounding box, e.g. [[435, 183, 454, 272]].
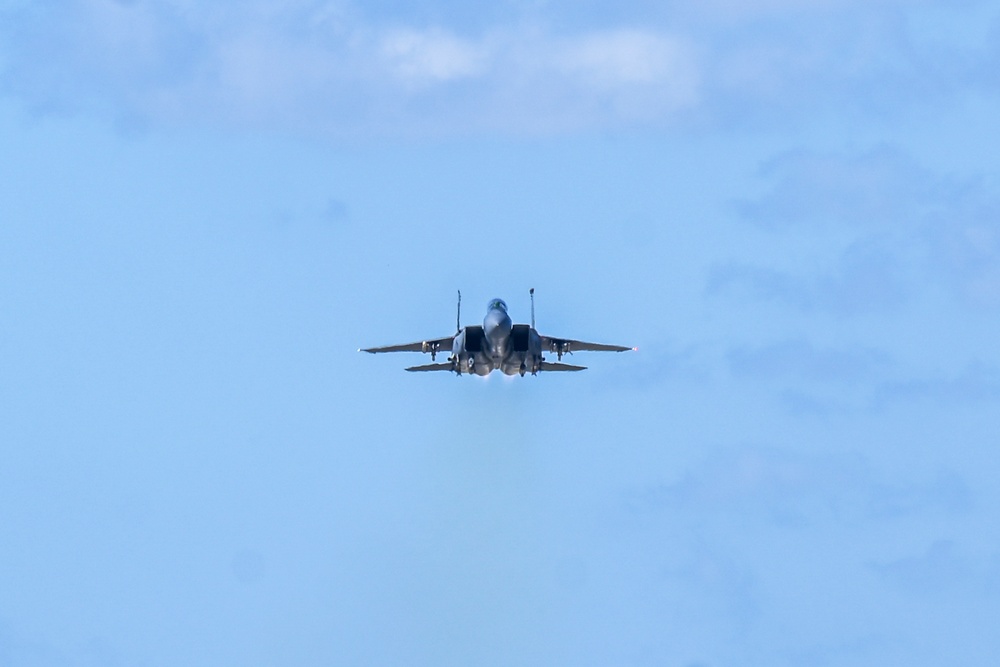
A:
[[456, 290, 462, 333], [529, 288, 535, 329]]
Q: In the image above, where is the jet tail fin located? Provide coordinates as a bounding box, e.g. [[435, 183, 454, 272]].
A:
[[539, 361, 587, 372]]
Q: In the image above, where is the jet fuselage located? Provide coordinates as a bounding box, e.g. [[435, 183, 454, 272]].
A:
[[360, 291, 632, 375], [451, 299, 541, 376]]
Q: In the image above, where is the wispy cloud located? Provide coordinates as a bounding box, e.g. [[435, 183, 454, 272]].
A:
[[873, 362, 1000, 407], [924, 189, 1000, 307], [627, 446, 972, 525], [869, 540, 1000, 599], [707, 240, 910, 316], [721, 335, 1000, 414], [732, 147, 955, 231], [0, 1, 699, 136], [379, 28, 490, 84], [727, 339, 892, 384], [1, 0, 994, 137], [712, 146, 1000, 312]]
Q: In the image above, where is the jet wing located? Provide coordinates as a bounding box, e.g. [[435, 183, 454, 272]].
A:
[[539, 361, 587, 372], [405, 362, 455, 372], [360, 336, 455, 355], [539, 335, 633, 354]]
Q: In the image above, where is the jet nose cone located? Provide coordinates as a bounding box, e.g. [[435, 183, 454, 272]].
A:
[[484, 308, 512, 340]]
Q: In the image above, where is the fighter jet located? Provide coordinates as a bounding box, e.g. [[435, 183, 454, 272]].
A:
[[360, 290, 634, 376]]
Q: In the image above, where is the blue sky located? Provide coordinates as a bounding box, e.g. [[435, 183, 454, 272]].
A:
[[2, 1, 999, 665]]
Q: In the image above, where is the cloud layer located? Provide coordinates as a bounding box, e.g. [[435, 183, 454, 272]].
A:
[[2, 0, 996, 137], [0, 1, 698, 136]]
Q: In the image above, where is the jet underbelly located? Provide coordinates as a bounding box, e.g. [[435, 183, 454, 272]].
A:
[[500, 325, 542, 375], [452, 326, 491, 375]]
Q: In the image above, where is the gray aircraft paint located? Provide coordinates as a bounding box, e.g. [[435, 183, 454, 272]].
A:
[[361, 292, 632, 376]]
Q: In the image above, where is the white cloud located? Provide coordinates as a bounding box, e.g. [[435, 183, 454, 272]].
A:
[[0, 2, 703, 135], [379, 28, 490, 84], [0, 0, 993, 137], [555, 29, 693, 88]]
